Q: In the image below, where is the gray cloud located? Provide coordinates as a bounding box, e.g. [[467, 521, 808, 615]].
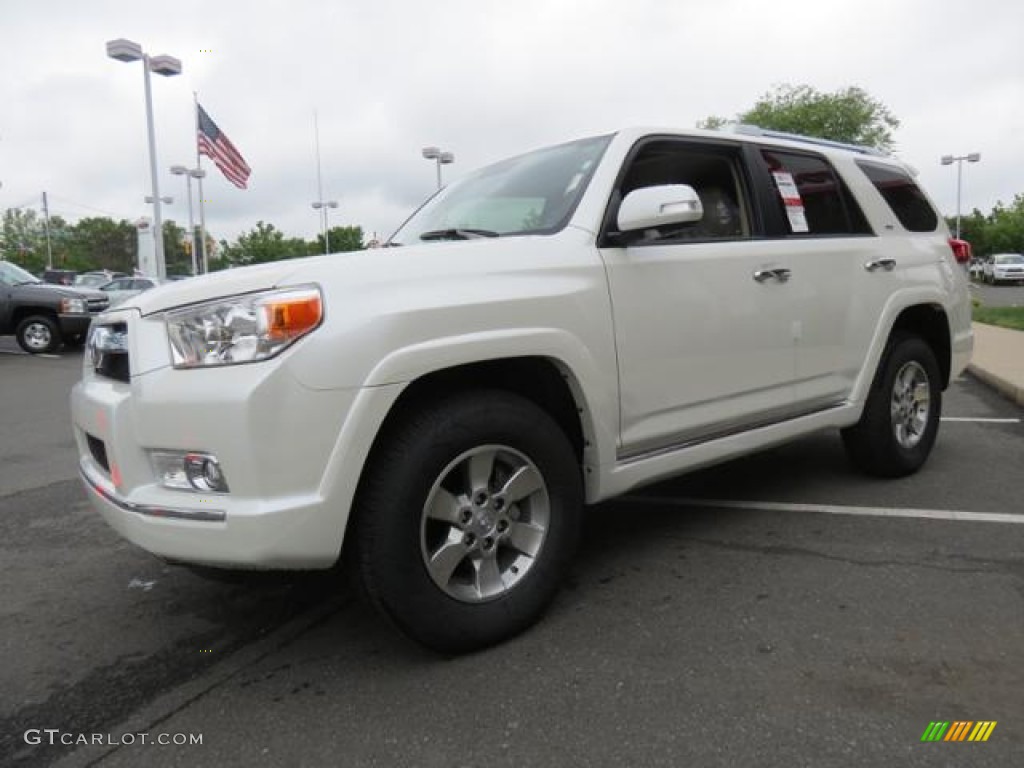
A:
[[2, 0, 1022, 250]]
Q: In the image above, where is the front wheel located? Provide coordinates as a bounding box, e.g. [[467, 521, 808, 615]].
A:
[[15, 315, 61, 354], [842, 333, 942, 478], [352, 391, 583, 653]]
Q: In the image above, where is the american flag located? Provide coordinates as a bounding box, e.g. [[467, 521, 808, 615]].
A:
[[197, 104, 251, 189]]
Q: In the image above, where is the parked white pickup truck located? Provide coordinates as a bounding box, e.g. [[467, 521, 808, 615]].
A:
[[72, 126, 972, 652]]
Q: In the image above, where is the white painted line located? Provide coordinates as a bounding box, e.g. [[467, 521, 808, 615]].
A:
[[622, 495, 1024, 525], [38, 354, 61, 359], [941, 417, 1021, 423]]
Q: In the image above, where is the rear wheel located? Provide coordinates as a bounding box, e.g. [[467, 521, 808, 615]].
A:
[[15, 315, 61, 354], [352, 391, 582, 653], [842, 333, 942, 477]]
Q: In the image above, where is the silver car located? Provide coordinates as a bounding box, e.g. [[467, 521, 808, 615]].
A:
[[98, 276, 167, 307]]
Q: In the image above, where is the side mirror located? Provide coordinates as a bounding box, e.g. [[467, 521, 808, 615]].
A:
[[617, 184, 703, 232]]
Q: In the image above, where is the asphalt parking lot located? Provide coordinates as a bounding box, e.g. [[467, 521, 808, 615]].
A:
[[1, 336, 1022, 767]]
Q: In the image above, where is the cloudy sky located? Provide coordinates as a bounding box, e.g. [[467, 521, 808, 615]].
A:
[[1, 0, 1022, 248]]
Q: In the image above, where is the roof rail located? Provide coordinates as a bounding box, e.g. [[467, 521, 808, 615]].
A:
[[726, 123, 888, 157]]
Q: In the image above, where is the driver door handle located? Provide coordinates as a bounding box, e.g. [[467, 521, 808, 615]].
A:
[[753, 268, 792, 283], [865, 258, 897, 272]]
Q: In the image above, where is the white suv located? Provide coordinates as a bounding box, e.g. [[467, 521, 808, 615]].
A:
[[982, 253, 1024, 285], [72, 126, 973, 652]]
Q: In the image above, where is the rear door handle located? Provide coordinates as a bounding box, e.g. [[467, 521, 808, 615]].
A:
[[753, 268, 792, 283], [865, 258, 897, 272]]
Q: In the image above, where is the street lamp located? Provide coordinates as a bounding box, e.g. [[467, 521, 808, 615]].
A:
[[106, 38, 182, 279], [422, 146, 454, 190], [312, 200, 339, 254], [940, 152, 981, 240], [171, 165, 206, 275]]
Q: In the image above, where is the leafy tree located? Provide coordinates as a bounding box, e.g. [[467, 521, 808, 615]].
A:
[[64, 217, 137, 273], [161, 220, 193, 276], [948, 210, 990, 252], [700, 84, 900, 152], [696, 115, 729, 131], [1, 208, 46, 272], [219, 221, 310, 267], [983, 194, 1024, 255], [313, 225, 364, 255]]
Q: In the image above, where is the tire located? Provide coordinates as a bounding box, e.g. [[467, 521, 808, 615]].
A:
[[351, 390, 583, 653], [15, 315, 61, 354], [842, 332, 942, 478]]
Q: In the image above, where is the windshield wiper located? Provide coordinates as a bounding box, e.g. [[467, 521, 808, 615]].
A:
[[419, 228, 500, 241]]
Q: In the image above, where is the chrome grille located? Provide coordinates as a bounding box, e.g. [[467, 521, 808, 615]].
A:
[[87, 296, 110, 314]]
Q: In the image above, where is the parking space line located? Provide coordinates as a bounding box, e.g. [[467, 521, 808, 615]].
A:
[[622, 496, 1024, 524], [941, 417, 1020, 423]]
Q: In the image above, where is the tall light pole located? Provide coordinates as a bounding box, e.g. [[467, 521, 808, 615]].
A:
[[311, 111, 339, 254], [311, 201, 339, 254], [171, 165, 206, 275], [940, 152, 981, 240], [422, 146, 454, 190], [106, 38, 182, 279]]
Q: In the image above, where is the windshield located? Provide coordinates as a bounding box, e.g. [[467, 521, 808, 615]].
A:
[[994, 254, 1024, 264], [0, 261, 41, 286], [389, 134, 612, 245]]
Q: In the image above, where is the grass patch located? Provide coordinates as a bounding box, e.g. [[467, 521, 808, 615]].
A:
[[974, 305, 1024, 331]]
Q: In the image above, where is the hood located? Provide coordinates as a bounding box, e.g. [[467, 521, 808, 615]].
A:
[[124, 231, 589, 316], [18, 282, 105, 300], [127, 261, 309, 315]]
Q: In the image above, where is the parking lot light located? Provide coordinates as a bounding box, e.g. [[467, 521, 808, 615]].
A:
[[106, 38, 182, 279], [422, 146, 455, 190], [940, 152, 981, 240]]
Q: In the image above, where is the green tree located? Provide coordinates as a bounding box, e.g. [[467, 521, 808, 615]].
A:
[[64, 217, 137, 273], [983, 194, 1024, 255], [313, 225, 364, 254], [948, 209, 990, 253], [161, 220, 193, 276], [1, 208, 45, 273], [700, 84, 900, 152], [219, 221, 310, 267]]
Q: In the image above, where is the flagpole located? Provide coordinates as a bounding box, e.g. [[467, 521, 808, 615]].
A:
[[194, 92, 209, 273]]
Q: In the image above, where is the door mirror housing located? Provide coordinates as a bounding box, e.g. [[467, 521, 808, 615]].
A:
[[617, 184, 704, 232]]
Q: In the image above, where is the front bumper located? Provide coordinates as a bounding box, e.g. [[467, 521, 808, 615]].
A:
[[71, 320, 401, 569], [58, 313, 94, 336]]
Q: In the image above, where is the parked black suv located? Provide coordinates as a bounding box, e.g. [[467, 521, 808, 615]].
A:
[[1, 260, 109, 353]]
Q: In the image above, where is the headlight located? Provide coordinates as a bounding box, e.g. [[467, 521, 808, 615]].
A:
[[60, 297, 88, 314], [165, 285, 322, 368]]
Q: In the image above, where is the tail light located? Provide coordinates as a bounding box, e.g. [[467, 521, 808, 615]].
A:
[[948, 238, 972, 264]]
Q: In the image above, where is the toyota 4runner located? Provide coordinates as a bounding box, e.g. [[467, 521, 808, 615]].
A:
[[71, 126, 973, 652]]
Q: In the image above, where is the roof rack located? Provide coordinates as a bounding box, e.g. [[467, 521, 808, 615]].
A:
[[725, 123, 888, 157]]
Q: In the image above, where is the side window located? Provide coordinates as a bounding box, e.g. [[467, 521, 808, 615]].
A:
[[616, 140, 751, 243], [761, 150, 870, 236], [856, 161, 939, 232]]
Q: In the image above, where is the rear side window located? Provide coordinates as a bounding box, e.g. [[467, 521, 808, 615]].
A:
[[856, 161, 939, 232], [761, 150, 871, 236]]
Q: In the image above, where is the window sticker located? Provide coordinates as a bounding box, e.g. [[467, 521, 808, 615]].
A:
[[772, 171, 809, 233]]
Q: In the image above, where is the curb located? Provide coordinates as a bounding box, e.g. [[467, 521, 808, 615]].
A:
[[967, 363, 1024, 408]]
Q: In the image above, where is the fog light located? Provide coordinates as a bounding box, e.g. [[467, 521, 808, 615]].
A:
[[151, 451, 230, 493], [184, 453, 229, 493]]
